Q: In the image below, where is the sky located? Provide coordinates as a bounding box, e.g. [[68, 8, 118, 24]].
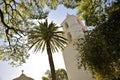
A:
[[0, 5, 77, 80]]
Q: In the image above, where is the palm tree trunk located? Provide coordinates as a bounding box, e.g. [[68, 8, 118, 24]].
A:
[[46, 41, 56, 80]]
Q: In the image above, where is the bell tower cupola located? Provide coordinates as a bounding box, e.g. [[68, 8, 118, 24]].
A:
[[61, 14, 87, 43]]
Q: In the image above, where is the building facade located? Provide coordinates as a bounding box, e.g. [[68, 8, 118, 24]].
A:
[[61, 14, 95, 80]]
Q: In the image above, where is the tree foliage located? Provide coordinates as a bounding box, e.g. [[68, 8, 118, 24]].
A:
[[76, 0, 120, 79], [35, 0, 78, 9], [42, 69, 68, 80], [77, 0, 109, 26], [0, 0, 48, 65]]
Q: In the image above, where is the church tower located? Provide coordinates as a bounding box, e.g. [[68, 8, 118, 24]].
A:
[[61, 14, 94, 80]]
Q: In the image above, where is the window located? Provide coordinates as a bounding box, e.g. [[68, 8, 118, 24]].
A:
[[77, 19, 81, 25], [65, 22, 69, 29], [67, 32, 72, 42]]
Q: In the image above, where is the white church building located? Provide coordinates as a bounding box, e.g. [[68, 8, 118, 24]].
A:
[[61, 14, 96, 80]]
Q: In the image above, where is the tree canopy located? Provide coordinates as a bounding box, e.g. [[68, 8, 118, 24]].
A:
[[76, 0, 120, 79], [77, 0, 106, 26], [42, 69, 68, 80], [0, 0, 48, 65]]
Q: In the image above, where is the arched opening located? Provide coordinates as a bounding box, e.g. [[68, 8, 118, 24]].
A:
[[67, 32, 72, 42], [65, 22, 69, 29]]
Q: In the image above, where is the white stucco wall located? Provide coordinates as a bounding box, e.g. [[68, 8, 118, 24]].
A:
[[62, 42, 94, 80]]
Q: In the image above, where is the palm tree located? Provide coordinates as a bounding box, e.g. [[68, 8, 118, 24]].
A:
[[28, 19, 68, 80]]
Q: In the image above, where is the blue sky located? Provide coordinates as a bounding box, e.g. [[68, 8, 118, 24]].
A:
[[0, 5, 77, 80]]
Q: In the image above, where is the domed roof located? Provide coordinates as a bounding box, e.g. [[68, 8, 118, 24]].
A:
[[13, 70, 34, 80]]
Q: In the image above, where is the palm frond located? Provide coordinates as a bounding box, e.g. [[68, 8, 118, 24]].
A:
[[28, 19, 68, 54]]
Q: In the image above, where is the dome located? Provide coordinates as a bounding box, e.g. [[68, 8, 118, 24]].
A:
[[13, 70, 34, 80]]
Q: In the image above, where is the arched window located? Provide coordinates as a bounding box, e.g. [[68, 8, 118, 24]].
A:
[[77, 19, 81, 25], [67, 32, 72, 42], [65, 22, 69, 29]]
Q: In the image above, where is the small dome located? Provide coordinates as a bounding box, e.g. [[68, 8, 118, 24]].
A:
[[13, 70, 34, 80]]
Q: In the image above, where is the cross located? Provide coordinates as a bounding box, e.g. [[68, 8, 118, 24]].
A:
[[22, 70, 24, 74]]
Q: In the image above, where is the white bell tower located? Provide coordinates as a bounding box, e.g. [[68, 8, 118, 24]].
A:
[[61, 14, 94, 80]]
